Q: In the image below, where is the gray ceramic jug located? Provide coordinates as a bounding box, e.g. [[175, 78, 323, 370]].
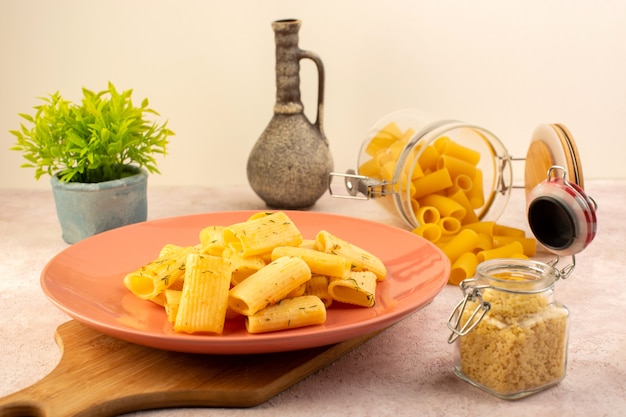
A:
[[247, 19, 334, 209]]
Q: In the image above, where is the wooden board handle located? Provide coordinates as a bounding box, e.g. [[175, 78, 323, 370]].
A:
[[0, 321, 380, 416]]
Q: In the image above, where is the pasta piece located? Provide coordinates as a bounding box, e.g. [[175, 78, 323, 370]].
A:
[[449, 252, 478, 286], [441, 228, 480, 264], [271, 246, 351, 278], [306, 275, 333, 308], [415, 206, 441, 224], [315, 230, 387, 281], [438, 216, 462, 235], [437, 155, 477, 181], [462, 221, 496, 236], [174, 254, 231, 335], [468, 169, 485, 209], [222, 246, 266, 286], [411, 223, 443, 243], [199, 225, 226, 256], [123, 245, 196, 300], [434, 136, 481, 165], [246, 295, 326, 334], [476, 241, 525, 263], [418, 194, 466, 221], [411, 168, 454, 200], [164, 289, 182, 323], [447, 190, 480, 224], [228, 256, 312, 316], [286, 282, 307, 298], [223, 211, 303, 257], [299, 239, 317, 250], [493, 224, 527, 238], [328, 271, 377, 308], [417, 144, 440, 171], [492, 235, 537, 257]]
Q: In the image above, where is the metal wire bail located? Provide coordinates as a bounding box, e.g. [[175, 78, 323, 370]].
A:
[[447, 283, 491, 344]]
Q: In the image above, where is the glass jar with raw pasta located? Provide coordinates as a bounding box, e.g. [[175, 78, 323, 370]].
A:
[[330, 109, 513, 233], [446, 258, 569, 399]]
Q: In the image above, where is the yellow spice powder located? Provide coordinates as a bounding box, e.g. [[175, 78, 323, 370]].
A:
[[459, 288, 568, 395]]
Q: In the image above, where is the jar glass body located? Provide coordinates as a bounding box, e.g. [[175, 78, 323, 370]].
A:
[[356, 109, 513, 229], [451, 258, 569, 399]]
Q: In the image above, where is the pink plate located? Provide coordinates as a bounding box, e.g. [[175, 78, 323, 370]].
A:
[[41, 211, 450, 354]]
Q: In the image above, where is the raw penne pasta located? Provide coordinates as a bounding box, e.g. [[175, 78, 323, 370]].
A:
[[223, 211, 303, 257], [434, 136, 481, 166], [174, 254, 231, 335], [492, 235, 537, 257], [447, 190, 480, 224], [328, 271, 377, 308], [462, 221, 496, 236], [271, 246, 351, 278], [228, 256, 312, 316], [415, 206, 441, 224], [123, 245, 196, 300], [468, 169, 485, 209], [438, 216, 462, 235], [493, 224, 527, 238], [306, 275, 333, 308], [315, 230, 387, 281], [246, 295, 326, 334], [419, 194, 466, 221], [411, 223, 443, 243], [476, 241, 525, 263], [437, 155, 477, 180], [474, 233, 494, 253], [441, 228, 480, 264], [411, 168, 453, 200], [452, 174, 473, 193], [449, 252, 478, 286], [417, 144, 440, 171], [365, 121, 402, 156]]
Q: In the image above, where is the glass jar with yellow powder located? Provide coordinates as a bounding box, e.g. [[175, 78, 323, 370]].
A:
[[447, 258, 569, 399]]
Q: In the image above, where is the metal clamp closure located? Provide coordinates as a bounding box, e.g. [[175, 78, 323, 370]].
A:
[[328, 170, 395, 200], [447, 283, 491, 344]]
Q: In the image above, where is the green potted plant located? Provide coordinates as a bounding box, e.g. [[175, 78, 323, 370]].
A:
[[9, 82, 174, 243]]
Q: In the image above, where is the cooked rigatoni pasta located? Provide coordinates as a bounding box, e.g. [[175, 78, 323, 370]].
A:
[[124, 211, 385, 336], [306, 275, 333, 308], [123, 245, 197, 300], [228, 256, 312, 316], [222, 246, 266, 286], [315, 230, 387, 281], [164, 289, 181, 324], [328, 271, 377, 308], [174, 254, 231, 334], [271, 246, 351, 279], [223, 211, 303, 257], [246, 295, 326, 334], [199, 225, 226, 256]]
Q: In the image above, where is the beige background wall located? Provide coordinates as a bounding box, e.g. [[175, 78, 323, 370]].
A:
[[1, 0, 625, 190]]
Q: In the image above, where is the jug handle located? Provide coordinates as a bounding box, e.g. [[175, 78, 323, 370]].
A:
[[299, 50, 328, 146]]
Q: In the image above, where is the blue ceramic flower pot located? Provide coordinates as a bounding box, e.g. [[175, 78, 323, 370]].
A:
[[50, 167, 148, 244]]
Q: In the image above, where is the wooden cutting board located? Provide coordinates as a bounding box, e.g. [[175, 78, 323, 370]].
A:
[[0, 320, 382, 417]]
